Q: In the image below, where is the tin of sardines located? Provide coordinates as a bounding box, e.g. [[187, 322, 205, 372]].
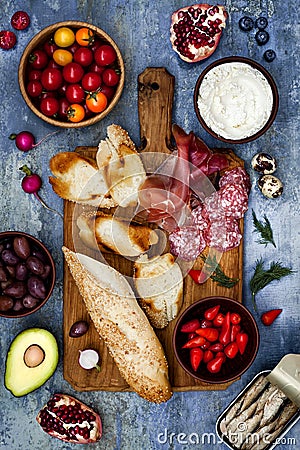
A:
[[216, 354, 300, 450]]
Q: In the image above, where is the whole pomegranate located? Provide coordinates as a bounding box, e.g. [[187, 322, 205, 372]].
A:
[[36, 393, 102, 444], [170, 4, 228, 63]]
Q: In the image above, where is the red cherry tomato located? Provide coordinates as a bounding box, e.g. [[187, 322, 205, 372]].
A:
[[28, 69, 42, 81], [94, 44, 117, 66], [62, 62, 84, 83], [0, 30, 16, 50], [89, 38, 102, 52], [29, 49, 48, 69], [74, 47, 93, 67], [58, 97, 70, 119], [81, 72, 102, 91], [67, 41, 80, 54], [102, 68, 120, 86], [89, 62, 105, 75], [66, 83, 85, 103], [40, 97, 59, 116], [11, 11, 30, 30], [47, 59, 61, 70], [26, 80, 43, 97], [43, 39, 58, 57], [41, 68, 63, 91]]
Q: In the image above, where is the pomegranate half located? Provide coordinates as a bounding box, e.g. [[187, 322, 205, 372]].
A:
[[36, 393, 102, 444], [170, 4, 228, 63]]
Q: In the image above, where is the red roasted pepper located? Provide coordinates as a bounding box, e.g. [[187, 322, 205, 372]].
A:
[[182, 335, 206, 349], [236, 332, 249, 355], [190, 347, 203, 371], [195, 327, 219, 342], [180, 318, 201, 333], [204, 304, 220, 321], [219, 311, 231, 346], [207, 356, 224, 373], [230, 324, 241, 342], [224, 342, 239, 359], [261, 309, 282, 326]]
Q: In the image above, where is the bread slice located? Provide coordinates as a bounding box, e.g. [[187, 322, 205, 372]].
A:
[[49, 152, 116, 208], [96, 124, 146, 207], [134, 253, 184, 329], [77, 211, 158, 257], [62, 247, 172, 403]]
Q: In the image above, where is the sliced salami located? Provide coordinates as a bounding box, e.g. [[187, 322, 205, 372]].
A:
[[191, 204, 210, 231], [219, 166, 251, 193], [219, 184, 248, 219], [169, 225, 206, 261], [205, 217, 242, 252], [203, 192, 226, 221]]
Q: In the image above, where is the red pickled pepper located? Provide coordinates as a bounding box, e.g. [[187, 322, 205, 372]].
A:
[[207, 356, 224, 373], [261, 309, 282, 326], [190, 348, 203, 371], [182, 335, 206, 349], [213, 313, 225, 327], [230, 324, 241, 342], [236, 332, 249, 355], [204, 304, 220, 321], [195, 327, 219, 342], [180, 318, 201, 333], [219, 311, 231, 345], [224, 342, 239, 359]]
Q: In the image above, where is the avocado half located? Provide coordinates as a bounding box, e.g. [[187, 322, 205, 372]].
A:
[[5, 328, 59, 397]]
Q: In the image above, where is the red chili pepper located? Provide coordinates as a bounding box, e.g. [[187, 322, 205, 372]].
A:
[[208, 342, 224, 353], [190, 348, 203, 371], [215, 351, 226, 362], [213, 313, 225, 327], [200, 340, 211, 350], [195, 327, 219, 342], [204, 304, 220, 321], [187, 332, 197, 340], [230, 312, 241, 325], [188, 269, 206, 284], [224, 342, 239, 359], [230, 324, 241, 342], [180, 318, 201, 333], [203, 350, 214, 363], [182, 335, 207, 349], [219, 311, 231, 346], [199, 318, 213, 328], [236, 332, 249, 355], [207, 356, 224, 373], [261, 309, 282, 326]]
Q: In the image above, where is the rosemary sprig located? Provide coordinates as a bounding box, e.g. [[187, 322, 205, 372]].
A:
[[252, 210, 276, 247], [250, 259, 295, 311], [201, 254, 239, 288]]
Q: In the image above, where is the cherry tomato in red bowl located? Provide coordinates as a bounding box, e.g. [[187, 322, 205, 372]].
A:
[[173, 296, 259, 384], [18, 21, 124, 128]]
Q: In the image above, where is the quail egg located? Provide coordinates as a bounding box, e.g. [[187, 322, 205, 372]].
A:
[[258, 175, 283, 198], [251, 152, 277, 174]]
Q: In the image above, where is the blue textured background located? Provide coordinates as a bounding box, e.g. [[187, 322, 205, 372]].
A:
[[0, 1, 299, 449]]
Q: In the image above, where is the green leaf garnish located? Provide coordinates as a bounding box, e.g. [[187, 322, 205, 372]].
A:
[[252, 209, 276, 247], [200, 254, 239, 288]]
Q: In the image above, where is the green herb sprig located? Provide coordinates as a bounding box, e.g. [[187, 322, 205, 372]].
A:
[[250, 259, 294, 311], [201, 254, 239, 288], [252, 210, 276, 247]]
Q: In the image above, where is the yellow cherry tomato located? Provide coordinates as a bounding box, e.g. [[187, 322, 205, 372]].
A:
[[75, 27, 95, 46], [54, 27, 75, 47], [53, 49, 73, 66], [86, 91, 107, 113], [67, 104, 85, 123]]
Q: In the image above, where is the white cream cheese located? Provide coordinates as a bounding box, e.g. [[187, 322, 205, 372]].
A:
[[197, 62, 274, 140]]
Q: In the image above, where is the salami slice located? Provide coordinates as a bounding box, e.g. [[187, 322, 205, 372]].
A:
[[191, 205, 210, 231], [219, 167, 251, 193], [219, 184, 248, 219], [205, 217, 242, 252], [203, 192, 226, 221], [169, 225, 206, 261]]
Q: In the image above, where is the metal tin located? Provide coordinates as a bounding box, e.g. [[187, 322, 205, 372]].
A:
[[216, 368, 300, 450]]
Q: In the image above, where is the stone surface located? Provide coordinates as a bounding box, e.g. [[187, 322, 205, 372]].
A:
[[0, 1, 299, 449]]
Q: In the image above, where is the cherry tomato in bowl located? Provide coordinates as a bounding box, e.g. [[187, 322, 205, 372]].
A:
[[81, 72, 102, 91], [75, 27, 95, 46], [54, 27, 75, 47], [53, 49, 73, 66], [86, 91, 107, 113], [67, 103, 85, 122]]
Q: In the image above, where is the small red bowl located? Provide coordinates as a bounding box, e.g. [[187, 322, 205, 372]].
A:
[[194, 56, 279, 144], [0, 231, 55, 318], [173, 296, 259, 384]]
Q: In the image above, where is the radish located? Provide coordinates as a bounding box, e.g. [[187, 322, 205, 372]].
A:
[[9, 130, 58, 152], [20, 165, 63, 219], [79, 349, 101, 371]]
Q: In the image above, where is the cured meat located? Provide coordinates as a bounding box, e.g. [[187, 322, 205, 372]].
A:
[[169, 224, 206, 261], [219, 184, 249, 219], [206, 153, 229, 175], [190, 204, 210, 231], [203, 192, 226, 221], [219, 166, 251, 193], [205, 217, 242, 252]]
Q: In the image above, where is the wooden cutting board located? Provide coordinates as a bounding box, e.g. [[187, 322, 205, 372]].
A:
[[63, 68, 244, 392]]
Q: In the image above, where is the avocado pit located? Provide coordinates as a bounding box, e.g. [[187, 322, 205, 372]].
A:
[[24, 344, 45, 368]]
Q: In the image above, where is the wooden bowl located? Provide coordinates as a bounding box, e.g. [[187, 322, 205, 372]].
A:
[[173, 296, 259, 384], [0, 231, 56, 318], [194, 56, 279, 144], [18, 21, 125, 128]]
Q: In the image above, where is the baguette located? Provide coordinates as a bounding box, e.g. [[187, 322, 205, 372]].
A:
[[77, 211, 158, 257], [134, 253, 183, 328], [96, 124, 146, 207], [49, 152, 116, 208], [62, 246, 172, 403]]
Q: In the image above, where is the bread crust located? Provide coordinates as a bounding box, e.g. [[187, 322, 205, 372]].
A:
[[62, 246, 172, 403]]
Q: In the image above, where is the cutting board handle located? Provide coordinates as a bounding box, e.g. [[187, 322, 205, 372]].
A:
[[138, 67, 175, 154]]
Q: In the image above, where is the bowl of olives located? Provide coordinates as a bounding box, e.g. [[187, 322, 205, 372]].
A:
[[0, 231, 55, 318]]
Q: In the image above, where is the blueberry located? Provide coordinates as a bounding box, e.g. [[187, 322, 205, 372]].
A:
[[263, 49, 276, 62], [255, 17, 268, 29], [255, 30, 270, 46], [239, 16, 254, 32]]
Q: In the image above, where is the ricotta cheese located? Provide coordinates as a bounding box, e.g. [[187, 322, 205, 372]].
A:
[[197, 62, 274, 140]]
